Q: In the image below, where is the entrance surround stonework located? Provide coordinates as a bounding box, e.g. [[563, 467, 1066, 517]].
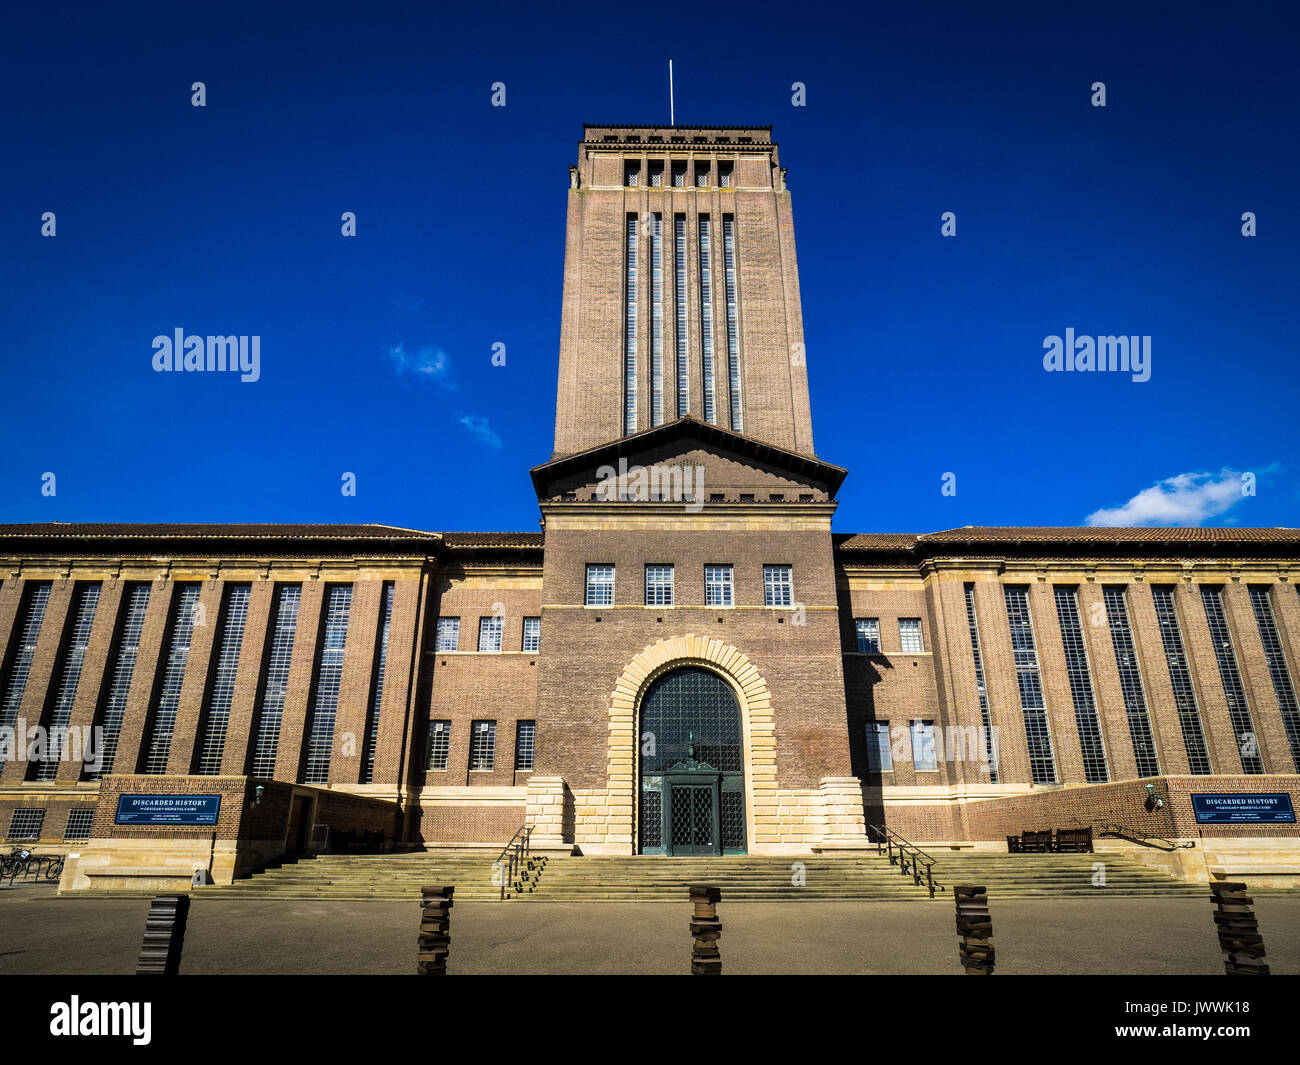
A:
[[525, 635, 867, 855]]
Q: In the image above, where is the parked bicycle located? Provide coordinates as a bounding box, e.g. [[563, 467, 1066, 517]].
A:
[[1, 847, 63, 884]]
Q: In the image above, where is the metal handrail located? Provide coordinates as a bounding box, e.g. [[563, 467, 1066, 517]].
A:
[[867, 824, 944, 898], [496, 825, 533, 901], [1096, 821, 1195, 851]]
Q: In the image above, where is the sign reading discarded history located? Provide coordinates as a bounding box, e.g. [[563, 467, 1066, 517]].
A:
[[115, 794, 222, 826], [1190, 793, 1295, 825]]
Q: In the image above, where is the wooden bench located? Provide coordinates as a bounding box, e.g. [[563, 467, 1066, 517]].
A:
[[1054, 827, 1094, 853], [1021, 830, 1054, 853]]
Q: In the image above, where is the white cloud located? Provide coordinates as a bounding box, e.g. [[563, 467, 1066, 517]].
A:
[[387, 342, 455, 388], [1085, 468, 1253, 527], [458, 414, 502, 449]]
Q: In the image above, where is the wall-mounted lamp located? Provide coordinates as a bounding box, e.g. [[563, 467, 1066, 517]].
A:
[[1143, 783, 1164, 812], [252, 784, 265, 808]]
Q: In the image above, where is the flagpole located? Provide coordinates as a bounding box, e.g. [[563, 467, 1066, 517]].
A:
[[669, 58, 675, 126]]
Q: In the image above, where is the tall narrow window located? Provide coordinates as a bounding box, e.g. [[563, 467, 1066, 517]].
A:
[[195, 583, 251, 775], [1004, 587, 1056, 784], [0, 583, 52, 754], [1151, 587, 1212, 773], [718, 161, 734, 187], [1201, 587, 1264, 773], [855, 618, 880, 654], [435, 617, 459, 652], [694, 162, 709, 187], [645, 564, 674, 607], [698, 217, 716, 424], [623, 215, 638, 435], [586, 565, 615, 607], [866, 721, 892, 771], [674, 215, 689, 417], [142, 584, 202, 774], [470, 720, 496, 771], [648, 161, 663, 187], [427, 721, 450, 771], [250, 584, 302, 777], [91, 583, 150, 778], [1248, 586, 1300, 771], [301, 585, 352, 784], [671, 161, 687, 187], [1103, 587, 1160, 777], [650, 214, 664, 425], [478, 615, 503, 652], [705, 565, 734, 607], [624, 160, 640, 186], [963, 584, 999, 782], [898, 618, 924, 653], [515, 720, 536, 771], [34, 583, 100, 781], [911, 720, 938, 771], [1053, 587, 1109, 783], [522, 616, 541, 653], [763, 565, 793, 607], [360, 582, 395, 785], [721, 216, 743, 431]]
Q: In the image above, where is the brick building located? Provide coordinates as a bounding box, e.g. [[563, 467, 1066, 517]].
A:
[[2, 125, 1298, 889]]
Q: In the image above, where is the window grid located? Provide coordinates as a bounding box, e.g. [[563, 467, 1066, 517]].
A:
[[644, 564, 675, 607], [34, 583, 101, 781], [195, 584, 251, 775], [672, 161, 687, 187], [855, 618, 880, 654], [1248, 586, 1300, 771], [674, 215, 689, 417], [898, 618, 924, 653], [911, 720, 938, 771], [250, 585, 302, 777], [698, 217, 716, 424], [91, 583, 150, 779], [435, 617, 460, 652], [719, 161, 733, 187], [515, 720, 536, 771], [1201, 587, 1264, 773], [1053, 588, 1110, 783], [763, 565, 793, 608], [301, 585, 353, 784], [721, 216, 743, 432], [963, 584, 999, 782], [522, 616, 541, 653], [142, 585, 202, 774], [478, 615, 504, 653], [0, 583, 52, 750], [650, 214, 664, 426], [360, 582, 395, 785], [1004, 588, 1057, 784], [704, 565, 734, 608], [470, 720, 497, 771], [623, 215, 638, 435], [866, 721, 892, 771], [7, 809, 44, 840], [586, 565, 615, 607], [1151, 587, 1213, 774], [427, 720, 450, 771], [695, 162, 709, 187], [1103, 587, 1161, 777], [63, 808, 94, 840]]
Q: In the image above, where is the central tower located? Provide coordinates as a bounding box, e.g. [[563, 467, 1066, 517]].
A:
[[552, 125, 816, 458]]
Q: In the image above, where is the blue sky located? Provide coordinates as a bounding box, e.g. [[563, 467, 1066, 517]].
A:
[[1, 1, 1296, 534]]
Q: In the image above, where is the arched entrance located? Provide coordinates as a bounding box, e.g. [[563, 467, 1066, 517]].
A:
[[638, 667, 746, 855]]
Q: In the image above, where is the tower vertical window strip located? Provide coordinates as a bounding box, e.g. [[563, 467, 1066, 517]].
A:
[[0, 583, 52, 754], [722, 216, 743, 432], [1102, 587, 1160, 777], [963, 584, 998, 782], [360, 582, 395, 785], [196, 584, 251, 774], [142, 584, 202, 774], [34, 583, 100, 781], [250, 585, 302, 777], [698, 216, 716, 424], [1248, 586, 1300, 771], [1004, 587, 1056, 784], [623, 214, 638, 435], [1053, 587, 1109, 783], [674, 215, 689, 417], [91, 583, 150, 778], [650, 214, 664, 426], [301, 585, 353, 784], [1201, 586, 1264, 773], [1151, 587, 1212, 774]]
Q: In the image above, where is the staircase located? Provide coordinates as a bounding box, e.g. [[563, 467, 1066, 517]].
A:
[[190, 849, 1208, 901]]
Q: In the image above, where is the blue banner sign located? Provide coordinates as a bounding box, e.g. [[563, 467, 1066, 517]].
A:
[[114, 793, 221, 826], [1191, 793, 1295, 825]]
